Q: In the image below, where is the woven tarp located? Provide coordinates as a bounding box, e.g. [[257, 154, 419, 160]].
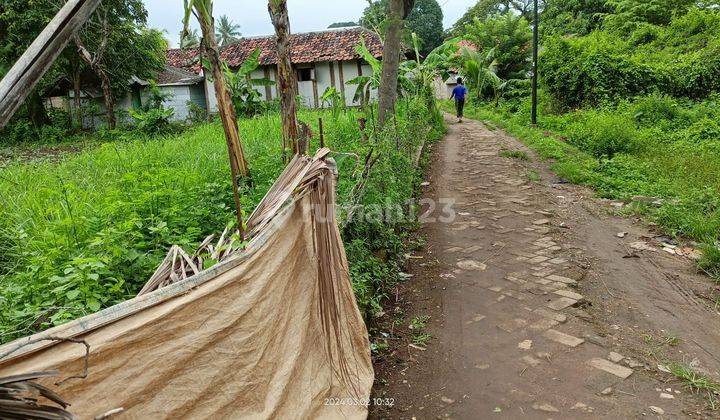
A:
[[0, 150, 373, 419]]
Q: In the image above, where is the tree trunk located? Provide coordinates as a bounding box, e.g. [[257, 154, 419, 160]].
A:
[[268, 0, 299, 158], [97, 69, 115, 130], [196, 9, 250, 234], [199, 18, 250, 179], [26, 90, 49, 128], [377, 0, 414, 127]]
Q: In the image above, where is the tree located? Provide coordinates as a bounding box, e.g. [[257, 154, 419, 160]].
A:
[[361, 0, 443, 55], [328, 21, 358, 28], [216, 14, 241, 46], [184, 0, 250, 233], [541, 0, 610, 36], [180, 28, 201, 48], [268, 0, 300, 157], [73, 0, 166, 130], [455, 46, 504, 103], [464, 12, 532, 80], [377, 0, 415, 127], [449, 0, 542, 35], [603, 0, 695, 35], [406, 0, 444, 56], [223, 49, 275, 116]]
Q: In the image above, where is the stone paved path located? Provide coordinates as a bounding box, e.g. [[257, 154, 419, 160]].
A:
[[371, 115, 720, 419]]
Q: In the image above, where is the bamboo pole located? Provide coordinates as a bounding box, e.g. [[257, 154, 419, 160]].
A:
[[0, 0, 102, 129]]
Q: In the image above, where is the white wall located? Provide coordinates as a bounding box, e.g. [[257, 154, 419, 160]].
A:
[[204, 59, 378, 112]]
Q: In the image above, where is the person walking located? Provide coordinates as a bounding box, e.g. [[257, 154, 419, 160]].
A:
[[450, 77, 467, 123]]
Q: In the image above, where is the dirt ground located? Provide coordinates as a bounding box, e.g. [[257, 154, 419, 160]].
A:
[[370, 115, 720, 419]]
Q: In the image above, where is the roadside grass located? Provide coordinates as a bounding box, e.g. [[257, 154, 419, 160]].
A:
[[499, 149, 530, 161], [443, 96, 720, 280], [0, 99, 444, 342], [670, 362, 720, 409]]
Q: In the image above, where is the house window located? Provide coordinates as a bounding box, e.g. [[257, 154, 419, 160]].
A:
[[297, 68, 314, 82]]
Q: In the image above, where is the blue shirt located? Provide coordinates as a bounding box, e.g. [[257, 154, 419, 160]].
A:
[[451, 84, 467, 101]]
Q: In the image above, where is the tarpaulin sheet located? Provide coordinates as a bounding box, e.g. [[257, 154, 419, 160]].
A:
[[0, 151, 373, 419]]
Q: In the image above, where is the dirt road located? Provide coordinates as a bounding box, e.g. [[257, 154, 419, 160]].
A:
[[371, 115, 720, 418]]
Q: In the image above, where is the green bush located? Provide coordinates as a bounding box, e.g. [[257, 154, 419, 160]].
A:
[[565, 111, 641, 158]]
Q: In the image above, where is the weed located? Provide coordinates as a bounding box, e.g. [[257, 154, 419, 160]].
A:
[[526, 170, 540, 182], [409, 315, 431, 331], [670, 362, 720, 408], [412, 332, 432, 347], [499, 150, 530, 160]]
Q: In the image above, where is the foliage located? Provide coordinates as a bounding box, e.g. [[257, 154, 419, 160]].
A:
[[222, 49, 275, 117], [320, 87, 345, 118], [215, 15, 241, 47], [347, 39, 384, 106], [540, 0, 610, 36], [328, 21, 359, 28], [603, 0, 695, 35], [464, 12, 532, 80], [129, 81, 176, 134], [360, 0, 444, 56], [405, 0, 444, 56], [180, 28, 201, 48], [450, 0, 540, 35], [455, 46, 504, 102], [0, 100, 444, 340]]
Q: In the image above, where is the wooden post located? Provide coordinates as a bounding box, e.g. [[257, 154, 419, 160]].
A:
[[0, 0, 102, 129], [268, 0, 299, 159], [318, 117, 325, 148]]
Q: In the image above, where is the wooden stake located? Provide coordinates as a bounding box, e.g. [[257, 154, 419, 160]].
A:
[[319, 117, 325, 148]]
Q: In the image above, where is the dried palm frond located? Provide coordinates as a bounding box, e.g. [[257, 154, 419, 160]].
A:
[[0, 371, 76, 419]]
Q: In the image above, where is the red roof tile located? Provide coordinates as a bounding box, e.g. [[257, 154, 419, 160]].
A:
[[167, 27, 383, 74]]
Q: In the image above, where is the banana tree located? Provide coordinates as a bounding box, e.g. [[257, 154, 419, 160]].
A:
[[222, 49, 275, 116], [346, 38, 382, 107], [456, 46, 504, 103]]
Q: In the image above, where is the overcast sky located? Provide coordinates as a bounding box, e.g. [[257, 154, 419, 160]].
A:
[[145, 0, 478, 47]]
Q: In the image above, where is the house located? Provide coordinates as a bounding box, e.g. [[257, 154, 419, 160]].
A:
[[62, 27, 382, 127], [167, 26, 383, 110]]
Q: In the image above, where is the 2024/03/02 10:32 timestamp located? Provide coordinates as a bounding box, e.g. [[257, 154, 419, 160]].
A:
[[324, 397, 395, 407]]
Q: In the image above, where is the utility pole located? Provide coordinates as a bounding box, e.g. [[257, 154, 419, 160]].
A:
[[531, 0, 539, 126]]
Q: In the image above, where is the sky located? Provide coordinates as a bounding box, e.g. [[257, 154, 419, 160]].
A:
[[145, 0, 478, 47]]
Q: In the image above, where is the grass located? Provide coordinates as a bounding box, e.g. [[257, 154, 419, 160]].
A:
[[0, 98, 444, 342], [444, 94, 720, 279], [670, 362, 720, 409], [499, 149, 530, 161]]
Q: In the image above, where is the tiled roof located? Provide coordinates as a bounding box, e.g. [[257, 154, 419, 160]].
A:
[[156, 66, 205, 86], [167, 27, 383, 74]]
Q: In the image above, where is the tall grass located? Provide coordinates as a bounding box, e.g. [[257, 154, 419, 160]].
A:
[[0, 102, 444, 341]]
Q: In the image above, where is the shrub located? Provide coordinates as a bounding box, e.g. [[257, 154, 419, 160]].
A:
[[566, 111, 641, 158]]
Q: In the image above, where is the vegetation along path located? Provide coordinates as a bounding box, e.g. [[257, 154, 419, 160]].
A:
[[372, 115, 720, 418]]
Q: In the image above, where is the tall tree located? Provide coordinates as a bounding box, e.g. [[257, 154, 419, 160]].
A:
[[361, 0, 442, 55], [464, 12, 532, 80], [216, 14, 241, 46], [184, 0, 250, 232], [450, 0, 542, 35], [377, 0, 415, 127], [268, 0, 300, 157], [406, 0, 444, 56]]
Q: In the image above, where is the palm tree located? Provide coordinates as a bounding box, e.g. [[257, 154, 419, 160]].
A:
[[179, 28, 200, 48], [216, 15, 241, 46], [457, 46, 504, 104]]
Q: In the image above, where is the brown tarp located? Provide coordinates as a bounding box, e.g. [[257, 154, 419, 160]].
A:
[[0, 150, 374, 419]]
